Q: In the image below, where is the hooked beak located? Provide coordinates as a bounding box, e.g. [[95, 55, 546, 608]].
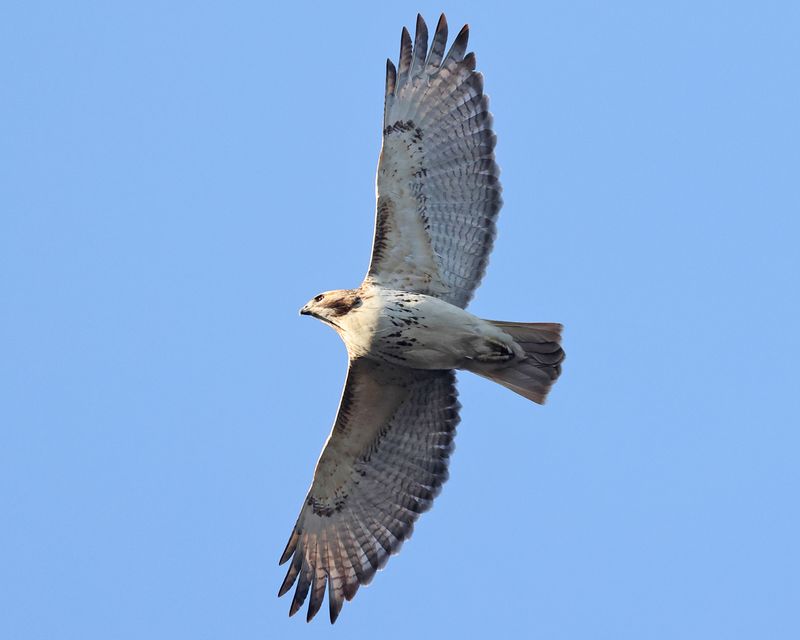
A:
[[299, 304, 339, 329]]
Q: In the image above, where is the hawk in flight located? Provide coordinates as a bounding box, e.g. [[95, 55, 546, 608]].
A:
[[279, 14, 564, 623]]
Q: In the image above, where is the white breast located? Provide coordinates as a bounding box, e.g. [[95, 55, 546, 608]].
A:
[[365, 288, 514, 370]]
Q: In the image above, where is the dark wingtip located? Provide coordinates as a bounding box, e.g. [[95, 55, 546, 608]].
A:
[[414, 13, 428, 43], [426, 14, 448, 68], [329, 601, 342, 624], [328, 577, 344, 623], [343, 580, 359, 601], [305, 598, 318, 622], [397, 25, 413, 78], [456, 23, 469, 46], [306, 578, 325, 623], [385, 58, 397, 97], [444, 23, 470, 63], [436, 14, 448, 39], [463, 51, 477, 71], [414, 14, 428, 45]]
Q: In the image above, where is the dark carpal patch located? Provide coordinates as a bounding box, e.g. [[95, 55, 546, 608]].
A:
[[383, 119, 420, 137], [307, 493, 348, 518]]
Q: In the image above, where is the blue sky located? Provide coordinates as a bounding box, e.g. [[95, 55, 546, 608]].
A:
[[2, 1, 799, 638]]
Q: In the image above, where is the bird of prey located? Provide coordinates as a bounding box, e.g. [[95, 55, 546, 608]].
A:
[[279, 14, 564, 623]]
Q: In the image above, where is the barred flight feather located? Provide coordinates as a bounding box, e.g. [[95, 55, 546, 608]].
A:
[[369, 13, 502, 309], [278, 358, 459, 622]]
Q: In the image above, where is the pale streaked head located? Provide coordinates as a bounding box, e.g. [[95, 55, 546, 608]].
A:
[[300, 289, 364, 329]]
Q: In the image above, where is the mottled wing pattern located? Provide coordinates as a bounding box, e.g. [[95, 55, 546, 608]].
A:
[[278, 358, 460, 623], [368, 14, 502, 309]]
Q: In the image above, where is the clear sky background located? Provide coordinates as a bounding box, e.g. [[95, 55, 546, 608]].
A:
[[2, 1, 799, 638]]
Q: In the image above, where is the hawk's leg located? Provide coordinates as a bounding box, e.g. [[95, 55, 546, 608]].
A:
[[473, 339, 517, 363]]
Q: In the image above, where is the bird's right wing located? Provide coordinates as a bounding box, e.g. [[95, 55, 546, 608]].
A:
[[278, 358, 460, 623]]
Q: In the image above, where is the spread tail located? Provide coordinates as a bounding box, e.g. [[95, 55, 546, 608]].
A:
[[473, 321, 565, 404]]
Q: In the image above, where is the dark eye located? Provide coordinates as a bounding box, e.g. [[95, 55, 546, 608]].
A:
[[314, 294, 324, 302], [352, 296, 362, 308]]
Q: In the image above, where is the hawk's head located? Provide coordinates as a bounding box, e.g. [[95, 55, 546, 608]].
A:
[[300, 289, 364, 329]]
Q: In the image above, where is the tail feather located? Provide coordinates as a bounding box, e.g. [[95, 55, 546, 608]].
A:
[[474, 321, 564, 404]]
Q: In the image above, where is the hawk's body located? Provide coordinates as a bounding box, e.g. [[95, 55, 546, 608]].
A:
[[309, 285, 522, 369], [280, 14, 565, 623]]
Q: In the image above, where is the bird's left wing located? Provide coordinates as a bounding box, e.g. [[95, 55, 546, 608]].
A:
[[278, 358, 460, 623], [367, 14, 502, 309]]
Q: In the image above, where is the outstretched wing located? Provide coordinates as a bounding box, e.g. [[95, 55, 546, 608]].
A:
[[278, 358, 460, 623], [367, 14, 502, 309]]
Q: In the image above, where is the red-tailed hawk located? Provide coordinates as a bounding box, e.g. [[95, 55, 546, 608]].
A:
[[279, 14, 564, 623]]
